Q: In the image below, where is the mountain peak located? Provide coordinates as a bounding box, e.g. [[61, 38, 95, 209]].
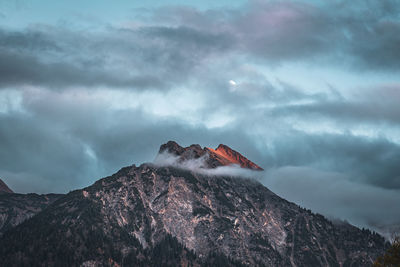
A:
[[0, 179, 13, 194], [158, 141, 263, 170], [209, 144, 264, 170], [217, 143, 229, 150], [159, 140, 184, 155]]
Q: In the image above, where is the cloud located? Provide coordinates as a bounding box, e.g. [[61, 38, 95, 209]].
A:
[[0, 112, 95, 193], [261, 166, 400, 238], [0, 49, 167, 89], [270, 83, 400, 128], [0, 23, 233, 91], [2, 82, 398, 193], [0, 87, 263, 193], [153, 151, 210, 171], [153, 150, 260, 178], [148, 0, 400, 70], [260, 131, 400, 190], [1, 0, 399, 93], [0, 28, 59, 52]]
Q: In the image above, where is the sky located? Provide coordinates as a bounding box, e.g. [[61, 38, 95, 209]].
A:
[[0, 0, 399, 235]]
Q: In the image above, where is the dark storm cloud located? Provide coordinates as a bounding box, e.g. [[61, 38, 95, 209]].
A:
[[340, 1, 400, 70], [0, 24, 234, 90], [0, 49, 165, 89], [147, 2, 337, 61], [139, 26, 233, 50], [239, 0, 400, 69], [234, 1, 338, 61], [149, 0, 400, 69], [1, 0, 399, 91], [0, 28, 59, 51], [259, 131, 400, 190], [130, 25, 234, 75]]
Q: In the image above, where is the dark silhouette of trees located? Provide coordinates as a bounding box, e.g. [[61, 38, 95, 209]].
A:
[[374, 236, 400, 267]]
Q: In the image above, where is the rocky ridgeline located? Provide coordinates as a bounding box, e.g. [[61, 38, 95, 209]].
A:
[[159, 141, 263, 170]]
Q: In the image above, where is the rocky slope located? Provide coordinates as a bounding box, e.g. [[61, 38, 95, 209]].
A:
[[0, 179, 13, 194], [0, 179, 63, 236], [0, 142, 387, 266], [0, 192, 63, 236]]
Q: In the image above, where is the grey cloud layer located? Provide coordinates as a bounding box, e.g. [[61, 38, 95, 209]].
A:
[[150, 0, 400, 69], [1, 1, 400, 90], [0, 24, 233, 90], [2, 88, 399, 192]]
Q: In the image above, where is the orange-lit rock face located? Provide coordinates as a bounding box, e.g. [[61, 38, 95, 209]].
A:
[[206, 144, 264, 170], [159, 141, 264, 170]]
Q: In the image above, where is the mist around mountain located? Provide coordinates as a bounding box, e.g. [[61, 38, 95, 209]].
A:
[[0, 142, 390, 266], [156, 141, 264, 171]]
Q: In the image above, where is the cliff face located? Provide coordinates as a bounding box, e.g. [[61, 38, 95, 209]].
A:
[[0, 156, 386, 266]]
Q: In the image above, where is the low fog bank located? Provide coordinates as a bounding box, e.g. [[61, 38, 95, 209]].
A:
[[154, 152, 400, 239], [153, 151, 260, 178]]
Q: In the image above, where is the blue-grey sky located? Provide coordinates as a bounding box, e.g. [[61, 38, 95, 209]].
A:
[[0, 0, 399, 235]]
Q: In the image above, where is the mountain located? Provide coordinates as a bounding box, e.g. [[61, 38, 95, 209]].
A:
[[0, 179, 13, 194], [159, 141, 263, 170], [0, 141, 387, 266], [0, 192, 63, 236], [0, 178, 64, 237]]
